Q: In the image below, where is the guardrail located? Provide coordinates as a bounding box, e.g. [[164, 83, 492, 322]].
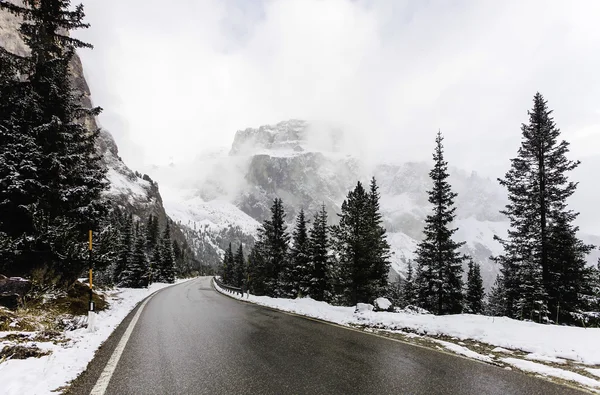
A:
[[213, 276, 243, 297]]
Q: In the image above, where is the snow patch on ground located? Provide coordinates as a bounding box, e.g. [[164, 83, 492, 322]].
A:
[[586, 368, 600, 379], [433, 339, 494, 363], [214, 281, 600, 367], [525, 353, 567, 364], [491, 347, 514, 354], [0, 279, 192, 395], [501, 358, 600, 389]]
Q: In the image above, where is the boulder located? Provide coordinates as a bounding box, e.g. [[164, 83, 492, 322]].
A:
[[0, 275, 32, 298], [0, 294, 20, 310], [373, 297, 393, 312], [0, 275, 31, 310]]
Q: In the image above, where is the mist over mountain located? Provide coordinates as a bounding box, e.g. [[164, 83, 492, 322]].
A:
[[145, 119, 599, 290]]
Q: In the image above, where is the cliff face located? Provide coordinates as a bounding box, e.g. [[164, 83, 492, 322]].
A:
[[0, 3, 200, 270]]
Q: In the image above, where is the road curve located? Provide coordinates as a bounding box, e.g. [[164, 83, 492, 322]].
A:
[[67, 277, 585, 395]]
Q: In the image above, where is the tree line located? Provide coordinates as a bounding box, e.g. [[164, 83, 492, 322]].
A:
[[221, 94, 600, 325]]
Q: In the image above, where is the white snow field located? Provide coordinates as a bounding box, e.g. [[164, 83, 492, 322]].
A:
[[0, 279, 192, 395], [214, 280, 600, 391]]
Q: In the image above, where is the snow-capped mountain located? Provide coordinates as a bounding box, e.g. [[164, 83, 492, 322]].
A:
[[144, 120, 537, 289]]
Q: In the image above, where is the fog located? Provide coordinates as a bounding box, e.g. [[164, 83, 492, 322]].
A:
[[73, 0, 600, 234]]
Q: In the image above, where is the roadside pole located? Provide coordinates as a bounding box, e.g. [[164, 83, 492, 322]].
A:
[[88, 230, 96, 332]]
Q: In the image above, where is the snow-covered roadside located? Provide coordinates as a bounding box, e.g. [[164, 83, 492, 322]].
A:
[[0, 278, 193, 395], [214, 280, 600, 392]]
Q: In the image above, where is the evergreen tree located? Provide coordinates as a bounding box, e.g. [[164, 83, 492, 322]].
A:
[[331, 181, 375, 305], [547, 214, 594, 322], [309, 204, 329, 301], [150, 243, 161, 284], [487, 275, 506, 316], [220, 242, 235, 285], [465, 258, 485, 314], [115, 214, 134, 285], [233, 244, 245, 288], [280, 209, 312, 298], [0, 0, 108, 283], [247, 242, 267, 295], [414, 131, 465, 315], [158, 220, 175, 283], [494, 93, 590, 321], [146, 215, 159, 251], [121, 225, 149, 288], [0, 47, 42, 275], [366, 177, 391, 297], [402, 261, 416, 306], [261, 199, 290, 297]]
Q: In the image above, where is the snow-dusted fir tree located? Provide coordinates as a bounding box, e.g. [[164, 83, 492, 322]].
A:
[[414, 131, 465, 315], [309, 204, 329, 301], [233, 244, 245, 288], [0, 0, 108, 282], [494, 93, 591, 321], [366, 177, 391, 298], [219, 243, 234, 285], [150, 243, 161, 284], [0, 44, 42, 275], [247, 243, 267, 295], [331, 180, 389, 305], [115, 214, 134, 285], [402, 261, 416, 307], [286, 209, 312, 298], [121, 225, 150, 288], [158, 220, 175, 283], [146, 215, 160, 251], [465, 258, 484, 314], [262, 198, 290, 297], [547, 214, 595, 322]]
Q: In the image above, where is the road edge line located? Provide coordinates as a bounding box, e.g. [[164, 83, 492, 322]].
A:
[[89, 279, 196, 395]]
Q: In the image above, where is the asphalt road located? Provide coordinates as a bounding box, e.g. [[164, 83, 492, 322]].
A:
[[68, 277, 586, 395]]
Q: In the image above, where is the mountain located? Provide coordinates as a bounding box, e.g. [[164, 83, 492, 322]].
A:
[[0, 1, 201, 274]]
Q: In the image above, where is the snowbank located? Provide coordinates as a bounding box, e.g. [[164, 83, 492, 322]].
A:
[[0, 279, 192, 395], [213, 281, 600, 366]]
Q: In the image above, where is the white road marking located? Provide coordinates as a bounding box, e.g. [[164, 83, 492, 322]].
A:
[[89, 293, 154, 395]]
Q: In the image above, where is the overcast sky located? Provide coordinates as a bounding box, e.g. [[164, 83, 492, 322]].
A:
[[73, 0, 600, 233]]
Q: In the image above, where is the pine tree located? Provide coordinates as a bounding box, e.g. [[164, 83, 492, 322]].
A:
[[150, 243, 161, 284], [220, 242, 235, 285], [465, 258, 485, 314], [494, 93, 589, 321], [414, 131, 465, 315], [261, 199, 290, 297], [0, 0, 108, 283], [331, 181, 374, 305], [115, 214, 134, 285], [285, 209, 312, 298], [0, 44, 42, 275], [233, 244, 245, 288], [121, 225, 149, 288], [366, 177, 391, 297], [402, 261, 416, 306], [158, 220, 175, 283], [546, 214, 594, 323], [146, 215, 159, 251], [247, 242, 267, 295], [487, 275, 506, 316], [309, 204, 329, 301]]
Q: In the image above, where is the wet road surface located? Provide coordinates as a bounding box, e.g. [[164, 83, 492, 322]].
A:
[[68, 277, 586, 395]]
